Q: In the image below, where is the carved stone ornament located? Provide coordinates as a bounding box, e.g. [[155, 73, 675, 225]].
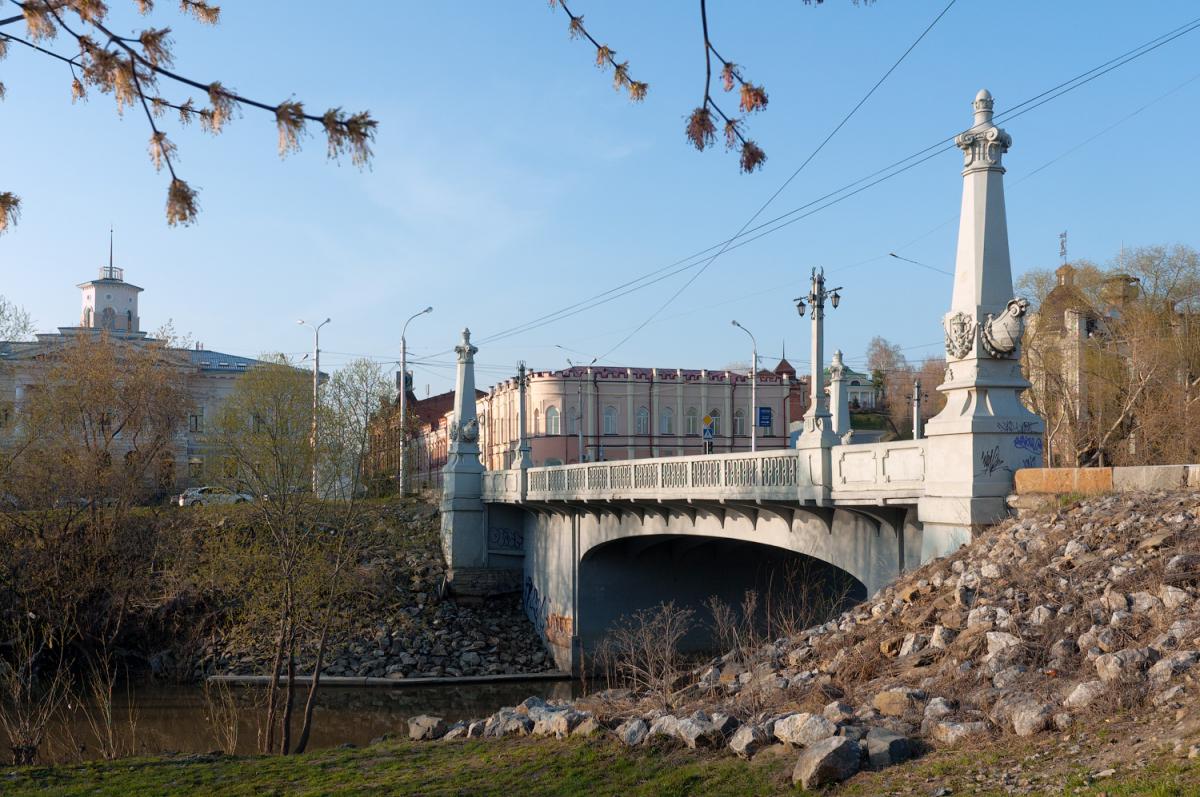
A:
[[956, 125, 1011, 169], [448, 418, 479, 443], [981, 298, 1029, 359], [944, 311, 976, 359]]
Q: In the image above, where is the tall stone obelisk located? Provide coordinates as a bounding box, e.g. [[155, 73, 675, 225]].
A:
[[917, 90, 1044, 557], [441, 328, 487, 587]]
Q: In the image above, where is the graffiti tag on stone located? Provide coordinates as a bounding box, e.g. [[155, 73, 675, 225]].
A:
[[1013, 435, 1043, 455], [487, 526, 524, 551]]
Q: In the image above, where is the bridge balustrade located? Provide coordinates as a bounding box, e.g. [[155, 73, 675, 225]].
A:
[[480, 438, 928, 506]]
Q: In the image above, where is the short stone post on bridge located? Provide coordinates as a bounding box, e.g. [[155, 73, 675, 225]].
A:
[[918, 89, 1045, 557], [829, 349, 851, 442]]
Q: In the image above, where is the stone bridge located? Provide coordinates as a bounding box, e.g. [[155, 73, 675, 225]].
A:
[[436, 89, 1045, 673]]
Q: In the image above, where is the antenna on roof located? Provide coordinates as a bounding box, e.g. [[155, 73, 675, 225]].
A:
[[109, 226, 114, 269]]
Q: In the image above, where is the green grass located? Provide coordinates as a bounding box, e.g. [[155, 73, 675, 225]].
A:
[[0, 737, 798, 797], [6, 735, 1200, 796]]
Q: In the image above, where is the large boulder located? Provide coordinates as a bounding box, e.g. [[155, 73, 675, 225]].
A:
[[408, 714, 447, 741], [1095, 646, 1157, 682], [1064, 680, 1107, 709], [1149, 650, 1200, 684], [617, 718, 649, 747], [792, 736, 861, 789], [930, 720, 988, 745], [774, 712, 838, 746], [677, 717, 723, 749], [864, 727, 912, 769], [728, 724, 769, 759], [873, 687, 926, 717]]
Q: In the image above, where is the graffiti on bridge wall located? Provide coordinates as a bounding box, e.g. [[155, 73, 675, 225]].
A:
[[523, 576, 573, 649]]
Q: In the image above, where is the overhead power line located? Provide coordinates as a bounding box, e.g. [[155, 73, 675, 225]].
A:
[[420, 13, 1200, 361]]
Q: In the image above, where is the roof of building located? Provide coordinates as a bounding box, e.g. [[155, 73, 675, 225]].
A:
[[186, 348, 265, 373], [1039, 263, 1098, 334]]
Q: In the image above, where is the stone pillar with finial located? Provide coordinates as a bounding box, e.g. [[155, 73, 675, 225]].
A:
[[918, 89, 1044, 558], [441, 328, 487, 589]]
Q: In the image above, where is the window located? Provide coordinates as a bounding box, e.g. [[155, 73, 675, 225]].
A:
[[603, 406, 618, 436], [568, 407, 579, 435], [532, 408, 540, 436], [545, 406, 560, 435], [189, 407, 204, 433], [0, 407, 9, 429], [126, 310, 133, 331], [685, 407, 699, 436], [660, 406, 674, 435], [734, 408, 746, 436], [188, 457, 204, 480], [635, 406, 649, 435], [710, 409, 721, 435]]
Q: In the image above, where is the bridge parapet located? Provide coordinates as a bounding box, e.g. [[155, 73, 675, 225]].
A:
[[482, 439, 928, 506]]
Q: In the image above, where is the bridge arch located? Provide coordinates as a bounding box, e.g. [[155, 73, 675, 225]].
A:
[[577, 533, 866, 656]]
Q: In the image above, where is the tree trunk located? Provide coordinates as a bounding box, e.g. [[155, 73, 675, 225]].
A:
[[280, 633, 297, 755], [261, 610, 288, 754], [293, 614, 331, 754]]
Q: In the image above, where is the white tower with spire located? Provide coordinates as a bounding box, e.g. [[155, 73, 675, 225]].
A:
[[918, 89, 1044, 556], [78, 230, 143, 336]]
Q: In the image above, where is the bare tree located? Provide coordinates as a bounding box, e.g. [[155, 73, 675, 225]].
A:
[[0, 297, 34, 341], [0, 0, 376, 233], [554, 1, 897, 172], [210, 356, 377, 755]]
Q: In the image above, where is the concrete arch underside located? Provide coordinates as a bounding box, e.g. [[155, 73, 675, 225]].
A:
[[517, 502, 923, 670]]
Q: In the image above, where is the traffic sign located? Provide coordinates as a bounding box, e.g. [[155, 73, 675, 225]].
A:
[[702, 414, 713, 428], [702, 427, 714, 441], [757, 407, 772, 428]]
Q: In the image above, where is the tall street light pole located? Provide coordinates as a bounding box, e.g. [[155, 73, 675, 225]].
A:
[[794, 268, 842, 442], [399, 305, 434, 495], [298, 317, 331, 494], [731, 320, 758, 453]]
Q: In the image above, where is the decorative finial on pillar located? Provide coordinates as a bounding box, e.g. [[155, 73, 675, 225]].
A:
[[957, 89, 1010, 173], [455, 327, 477, 364], [972, 88, 994, 125]]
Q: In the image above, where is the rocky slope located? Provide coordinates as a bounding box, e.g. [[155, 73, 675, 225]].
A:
[[193, 497, 554, 681], [415, 489, 1200, 791]]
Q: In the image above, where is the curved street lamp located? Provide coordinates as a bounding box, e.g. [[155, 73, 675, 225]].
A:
[[399, 305, 434, 495], [298, 317, 331, 493], [731, 320, 758, 453]]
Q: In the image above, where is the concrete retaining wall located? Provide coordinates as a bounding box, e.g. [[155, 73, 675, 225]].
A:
[[1014, 465, 1200, 495]]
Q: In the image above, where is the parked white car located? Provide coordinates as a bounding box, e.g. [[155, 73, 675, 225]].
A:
[[177, 486, 254, 507]]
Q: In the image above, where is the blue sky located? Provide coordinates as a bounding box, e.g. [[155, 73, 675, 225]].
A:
[[2, 1, 1198, 395]]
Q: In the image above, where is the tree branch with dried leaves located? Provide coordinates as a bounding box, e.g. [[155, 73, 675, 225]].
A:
[[0, 0, 377, 234]]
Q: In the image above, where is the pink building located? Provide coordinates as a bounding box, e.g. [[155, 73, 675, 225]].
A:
[[369, 358, 809, 485]]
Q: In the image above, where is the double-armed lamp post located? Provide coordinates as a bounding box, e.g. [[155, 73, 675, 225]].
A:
[[399, 305, 434, 495], [297, 317, 331, 494], [556, 345, 597, 463], [730, 320, 758, 453], [795, 268, 842, 435]]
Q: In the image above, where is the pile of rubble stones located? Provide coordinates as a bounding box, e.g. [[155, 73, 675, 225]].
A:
[[409, 490, 1200, 790]]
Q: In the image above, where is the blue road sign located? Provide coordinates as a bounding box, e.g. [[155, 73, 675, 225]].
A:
[[757, 407, 772, 428], [702, 427, 715, 441]]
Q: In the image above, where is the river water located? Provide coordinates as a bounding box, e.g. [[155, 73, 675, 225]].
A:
[[42, 679, 576, 761]]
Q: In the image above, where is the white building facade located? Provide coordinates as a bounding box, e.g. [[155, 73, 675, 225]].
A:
[[0, 263, 269, 489]]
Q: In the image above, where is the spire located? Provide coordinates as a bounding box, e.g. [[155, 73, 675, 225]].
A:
[[948, 88, 1016, 332], [108, 226, 114, 270]]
